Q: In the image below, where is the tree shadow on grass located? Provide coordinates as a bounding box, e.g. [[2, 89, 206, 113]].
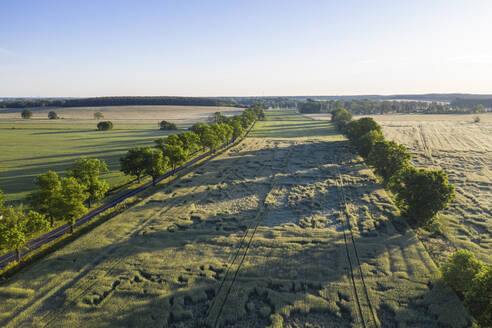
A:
[[0, 140, 472, 327]]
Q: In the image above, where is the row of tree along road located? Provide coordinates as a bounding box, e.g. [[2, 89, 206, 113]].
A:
[[0, 105, 265, 265], [331, 108, 491, 327]]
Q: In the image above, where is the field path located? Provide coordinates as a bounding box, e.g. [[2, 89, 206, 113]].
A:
[[0, 110, 471, 327]]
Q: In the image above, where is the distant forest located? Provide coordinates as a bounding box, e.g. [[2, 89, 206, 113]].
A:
[[1, 94, 491, 114], [0, 96, 236, 109], [298, 98, 489, 115]]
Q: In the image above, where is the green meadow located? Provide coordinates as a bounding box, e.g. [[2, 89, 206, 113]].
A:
[[0, 119, 172, 203], [250, 109, 343, 139], [0, 105, 242, 203]]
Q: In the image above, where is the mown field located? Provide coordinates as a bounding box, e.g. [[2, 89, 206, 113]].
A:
[[0, 105, 242, 203], [373, 114, 492, 264], [0, 109, 471, 327]]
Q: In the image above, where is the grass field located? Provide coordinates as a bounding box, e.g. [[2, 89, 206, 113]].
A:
[[0, 105, 242, 203], [0, 109, 471, 327]]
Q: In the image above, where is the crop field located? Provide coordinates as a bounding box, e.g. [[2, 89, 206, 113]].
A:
[[0, 109, 471, 327], [373, 114, 492, 264], [0, 106, 242, 203]]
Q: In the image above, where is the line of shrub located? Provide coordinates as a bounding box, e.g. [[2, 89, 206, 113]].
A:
[[331, 108, 455, 228], [332, 108, 489, 327]]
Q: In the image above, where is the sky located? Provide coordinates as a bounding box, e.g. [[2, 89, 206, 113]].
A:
[[1, 0, 492, 97]]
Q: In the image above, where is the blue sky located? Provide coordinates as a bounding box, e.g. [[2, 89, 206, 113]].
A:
[[1, 0, 491, 97]]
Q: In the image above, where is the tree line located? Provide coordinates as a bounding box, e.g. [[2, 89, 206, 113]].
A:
[[1, 96, 238, 109], [6, 96, 490, 115], [0, 158, 108, 261], [332, 109, 490, 327], [331, 108, 455, 227], [120, 106, 263, 185], [0, 105, 265, 262], [299, 99, 488, 115]]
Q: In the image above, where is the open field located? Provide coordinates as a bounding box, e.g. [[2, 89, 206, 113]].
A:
[[0, 109, 470, 327], [304, 112, 492, 264], [0, 106, 243, 203], [373, 114, 492, 264]]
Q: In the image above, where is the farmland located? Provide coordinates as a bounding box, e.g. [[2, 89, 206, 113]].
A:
[[0, 109, 470, 327], [373, 114, 492, 264], [0, 105, 242, 203]]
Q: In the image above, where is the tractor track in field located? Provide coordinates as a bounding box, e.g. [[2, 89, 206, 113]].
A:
[[6, 143, 252, 328], [336, 151, 379, 328], [204, 141, 290, 327]]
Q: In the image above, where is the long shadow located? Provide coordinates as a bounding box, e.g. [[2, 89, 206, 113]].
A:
[[31, 129, 96, 135], [0, 139, 471, 327]]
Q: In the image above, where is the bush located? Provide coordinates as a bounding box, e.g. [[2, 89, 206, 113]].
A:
[[97, 121, 113, 131], [331, 108, 352, 128], [345, 117, 382, 141], [465, 265, 492, 327], [48, 111, 59, 119], [159, 120, 178, 130], [355, 130, 384, 158], [389, 166, 455, 225], [367, 140, 411, 183], [440, 250, 483, 296], [21, 109, 32, 119]]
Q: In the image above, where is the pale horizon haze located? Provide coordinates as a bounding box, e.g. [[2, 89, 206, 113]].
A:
[[1, 0, 491, 97]]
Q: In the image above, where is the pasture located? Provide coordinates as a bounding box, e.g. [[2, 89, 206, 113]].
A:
[[0, 109, 470, 327], [0, 106, 242, 203]]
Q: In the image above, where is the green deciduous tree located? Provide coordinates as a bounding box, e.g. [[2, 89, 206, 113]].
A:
[[0, 189, 4, 214], [465, 265, 492, 327], [97, 121, 113, 131], [24, 210, 50, 233], [94, 111, 104, 120], [211, 111, 227, 123], [441, 249, 483, 296], [3, 223, 26, 261], [69, 158, 109, 207], [389, 166, 455, 225], [0, 205, 48, 261], [21, 109, 32, 119], [120, 147, 148, 183], [355, 130, 385, 158], [143, 149, 169, 186], [345, 117, 382, 141], [201, 127, 221, 151], [56, 177, 88, 233], [230, 120, 244, 138], [159, 120, 178, 130], [48, 111, 59, 119], [178, 131, 201, 153], [161, 145, 188, 171], [191, 122, 208, 136], [30, 170, 62, 227], [331, 108, 352, 128], [367, 140, 411, 183], [155, 134, 183, 152]]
